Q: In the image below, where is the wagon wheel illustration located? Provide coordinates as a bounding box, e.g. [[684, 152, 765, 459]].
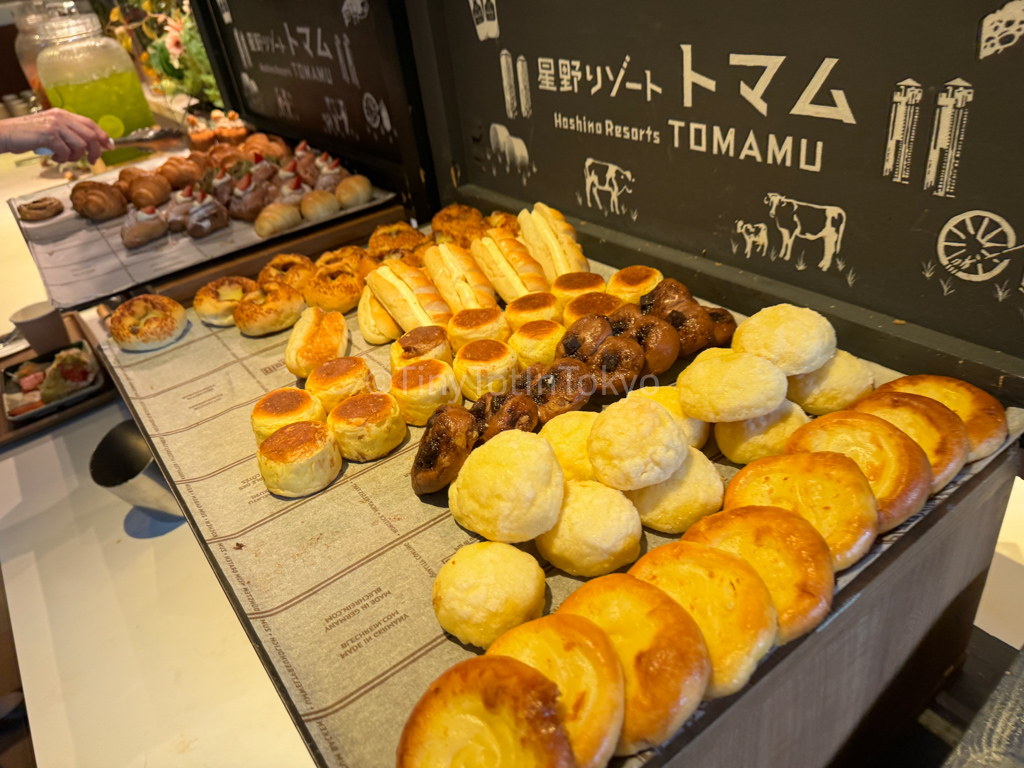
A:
[[936, 210, 1021, 282]]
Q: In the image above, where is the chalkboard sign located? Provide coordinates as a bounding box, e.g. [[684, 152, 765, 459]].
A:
[[192, 0, 436, 217], [415, 0, 1024, 359]]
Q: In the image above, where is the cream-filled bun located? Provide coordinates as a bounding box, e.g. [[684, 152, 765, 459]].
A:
[[625, 386, 707, 448], [536, 480, 642, 577], [715, 399, 811, 465], [357, 286, 401, 345], [193, 276, 259, 326], [233, 281, 306, 336], [508, 320, 566, 371], [539, 410, 599, 482], [505, 291, 560, 331], [625, 446, 724, 534], [562, 292, 625, 328], [389, 358, 461, 426], [109, 294, 188, 351], [588, 398, 686, 490], [251, 387, 326, 444], [487, 614, 625, 768], [432, 542, 546, 648], [327, 392, 406, 461], [732, 304, 837, 376], [551, 272, 607, 313], [606, 265, 663, 305], [447, 306, 511, 351], [305, 357, 374, 413], [453, 339, 518, 401], [389, 325, 453, 375], [284, 306, 350, 378], [676, 350, 788, 422], [449, 430, 564, 542], [787, 349, 874, 416], [256, 420, 342, 497], [469, 228, 548, 303]]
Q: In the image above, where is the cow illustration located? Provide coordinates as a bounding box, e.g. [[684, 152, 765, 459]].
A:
[[584, 159, 634, 215], [735, 220, 769, 258], [764, 193, 847, 271]]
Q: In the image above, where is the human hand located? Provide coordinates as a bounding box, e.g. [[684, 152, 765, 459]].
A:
[[0, 109, 115, 163]]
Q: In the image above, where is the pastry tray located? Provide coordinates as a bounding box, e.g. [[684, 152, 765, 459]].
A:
[[8, 152, 395, 311], [1, 340, 105, 424]]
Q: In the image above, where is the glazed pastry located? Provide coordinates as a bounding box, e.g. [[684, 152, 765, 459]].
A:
[[109, 294, 187, 351], [367, 221, 430, 256], [228, 173, 266, 222], [193, 276, 260, 326], [120, 206, 168, 249], [185, 192, 229, 238], [187, 115, 215, 151], [258, 254, 316, 292], [706, 306, 738, 347], [70, 181, 126, 221], [300, 189, 340, 221], [607, 303, 681, 377], [17, 197, 63, 221], [411, 403, 479, 495], [469, 228, 549, 303], [639, 279, 718, 356], [158, 156, 202, 190], [431, 202, 488, 248], [469, 391, 539, 445], [335, 174, 373, 208], [512, 357, 593, 423], [555, 315, 645, 395], [517, 202, 589, 282], [314, 157, 349, 191], [249, 152, 280, 186]]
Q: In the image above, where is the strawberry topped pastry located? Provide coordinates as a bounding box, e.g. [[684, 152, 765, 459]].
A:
[[228, 172, 266, 222], [167, 184, 198, 232], [211, 167, 235, 205], [121, 205, 169, 249], [251, 152, 280, 185], [314, 157, 350, 192], [278, 175, 312, 206], [187, 190, 230, 238]]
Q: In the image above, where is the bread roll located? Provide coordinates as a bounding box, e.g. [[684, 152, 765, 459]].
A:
[[432, 542, 545, 648], [390, 325, 452, 374], [629, 541, 777, 698], [304, 261, 364, 314], [785, 410, 933, 531], [300, 189, 340, 221], [607, 265, 663, 304], [787, 349, 874, 415], [853, 390, 970, 494], [449, 430, 563, 542], [563, 292, 625, 328], [254, 201, 302, 238], [447, 307, 511, 351], [508, 320, 566, 371], [732, 304, 837, 376], [536, 480, 642, 577], [257, 254, 316, 293], [551, 272, 607, 313], [284, 307, 350, 378], [257, 421, 342, 497], [557, 573, 710, 755], [367, 221, 430, 256], [873, 374, 1008, 462], [389, 359, 461, 426], [422, 243, 497, 312], [234, 281, 306, 336], [109, 294, 187, 352], [676, 350, 788, 422], [397, 656, 574, 768], [305, 357, 374, 413], [430, 203, 488, 248], [724, 452, 878, 570], [469, 228, 548, 302], [625, 446, 724, 534], [715, 399, 811, 465], [251, 387, 326, 444], [505, 292, 560, 330], [487, 615, 624, 768], [193, 276, 260, 327], [518, 203, 589, 283], [684, 506, 834, 643], [588, 399, 686, 490], [335, 174, 373, 208], [539, 411, 598, 482], [356, 286, 401, 345], [625, 386, 707, 448], [453, 339, 517, 401], [365, 261, 452, 331], [327, 392, 406, 461]]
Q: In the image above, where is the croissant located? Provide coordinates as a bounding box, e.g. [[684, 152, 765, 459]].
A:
[[158, 157, 202, 190], [114, 167, 147, 199], [209, 144, 245, 171], [187, 151, 213, 176], [71, 181, 127, 222], [254, 202, 301, 238], [243, 132, 291, 162], [128, 173, 172, 208]]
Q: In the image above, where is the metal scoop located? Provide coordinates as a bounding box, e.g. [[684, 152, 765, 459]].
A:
[[112, 126, 190, 153]]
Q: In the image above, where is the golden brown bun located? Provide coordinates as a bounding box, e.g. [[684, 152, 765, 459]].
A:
[[257, 254, 316, 293], [430, 203, 488, 248], [873, 374, 1008, 462], [284, 306, 350, 378], [299, 189, 340, 221], [469, 229, 548, 302], [551, 272, 607, 313], [505, 292, 560, 331], [487, 614, 625, 768], [732, 304, 837, 376], [109, 295, 187, 352], [365, 262, 452, 331], [508, 320, 566, 371], [335, 174, 373, 208], [676, 350, 788, 422], [562, 292, 625, 328], [624, 446, 723, 534], [356, 286, 401, 345], [254, 202, 301, 238], [725, 453, 878, 570], [233, 281, 306, 336], [390, 325, 452, 374], [518, 203, 589, 283], [389, 358, 461, 426], [251, 387, 326, 444], [628, 541, 777, 698], [193, 276, 259, 326], [127, 173, 171, 208], [557, 573, 710, 755], [257, 420, 342, 497], [447, 307, 511, 351], [422, 243, 497, 312], [303, 261, 364, 314], [539, 411, 599, 482], [367, 221, 429, 256], [684, 506, 835, 644], [305, 357, 374, 413], [607, 265, 663, 304], [787, 349, 874, 415], [785, 410, 933, 532], [397, 655, 574, 768], [588, 398, 687, 491], [714, 399, 810, 465], [327, 392, 406, 461], [853, 391, 970, 493], [453, 339, 517, 401]]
